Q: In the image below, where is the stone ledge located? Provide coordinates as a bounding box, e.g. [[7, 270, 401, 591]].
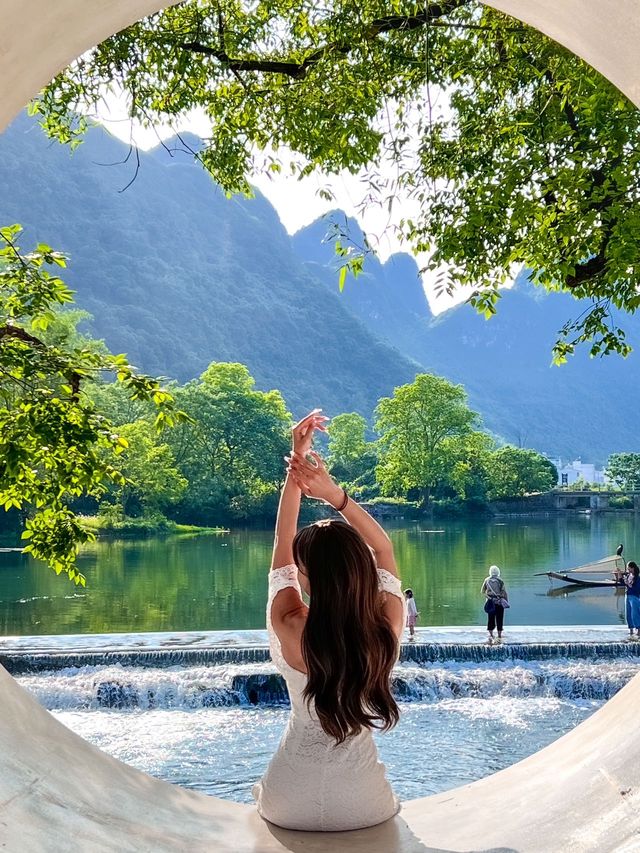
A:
[[1, 657, 639, 851], [0, 624, 632, 654]]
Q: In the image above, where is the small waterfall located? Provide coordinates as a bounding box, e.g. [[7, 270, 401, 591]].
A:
[[18, 662, 290, 710], [400, 641, 640, 664], [16, 659, 640, 712], [0, 646, 272, 675], [3, 641, 640, 675], [392, 660, 638, 702]]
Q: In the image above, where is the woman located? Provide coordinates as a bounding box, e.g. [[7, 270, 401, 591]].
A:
[[624, 561, 640, 640], [481, 564, 508, 645], [252, 410, 405, 831]]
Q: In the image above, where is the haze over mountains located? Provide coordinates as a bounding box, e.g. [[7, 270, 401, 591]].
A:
[[1, 114, 638, 462], [0, 116, 419, 419], [294, 216, 640, 462]]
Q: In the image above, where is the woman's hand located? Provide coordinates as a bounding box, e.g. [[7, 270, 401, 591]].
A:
[[292, 452, 399, 578], [291, 409, 328, 456], [287, 451, 343, 507]]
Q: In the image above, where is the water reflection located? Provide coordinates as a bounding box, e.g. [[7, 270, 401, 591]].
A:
[[0, 515, 638, 635]]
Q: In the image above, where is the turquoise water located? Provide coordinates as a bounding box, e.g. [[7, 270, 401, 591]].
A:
[[21, 655, 639, 803], [1, 514, 637, 635]]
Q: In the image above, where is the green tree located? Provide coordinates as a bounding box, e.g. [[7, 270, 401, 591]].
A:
[[605, 453, 640, 489], [0, 225, 184, 583], [170, 362, 290, 521], [375, 373, 477, 505], [448, 432, 496, 502], [87, 379, 156, 427], [31, 307, 106, 354], [37, 1, 640, 358], [486, 446, 558, 500], [105, 419, 187, 516], [328, 412, 368, 465], [326, 412, 377, 493], [32, 311, 155, 428]]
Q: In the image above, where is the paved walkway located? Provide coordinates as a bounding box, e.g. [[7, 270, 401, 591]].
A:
[[0, 624, 632, 654]]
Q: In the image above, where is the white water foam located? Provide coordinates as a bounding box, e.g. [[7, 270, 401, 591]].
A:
[[19, 658, 640, 711]]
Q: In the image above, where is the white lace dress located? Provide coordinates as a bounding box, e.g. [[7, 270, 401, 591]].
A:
[[252, 564, 405, 831]]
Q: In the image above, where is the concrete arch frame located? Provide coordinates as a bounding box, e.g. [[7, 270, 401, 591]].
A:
[[1, 0, 639, 132], [1, 3, 639, 850]]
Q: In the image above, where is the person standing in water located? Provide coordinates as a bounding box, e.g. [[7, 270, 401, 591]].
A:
[[481, 565, 508, 645], [405, 589, 419, 640], [253, 410, 406, 831]]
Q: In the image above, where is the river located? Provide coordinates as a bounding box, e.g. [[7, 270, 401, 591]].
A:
[[0, 514, 637, 635]]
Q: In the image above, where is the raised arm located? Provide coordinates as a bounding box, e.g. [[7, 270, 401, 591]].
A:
[[287, 450, 398, 577], [338, 493, 397, 575], [271, 473, 302, 570], [271, 411, 327, 570]]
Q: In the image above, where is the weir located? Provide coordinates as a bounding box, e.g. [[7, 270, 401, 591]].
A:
[[3, 638, 640, 674], [0, 645, 272, 674]]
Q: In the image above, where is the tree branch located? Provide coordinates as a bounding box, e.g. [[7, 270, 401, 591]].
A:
[[0, 325, 49, 347], [566, 248, 608, 288], [180, 1, 466, 79], [0, 326, 82, 397]]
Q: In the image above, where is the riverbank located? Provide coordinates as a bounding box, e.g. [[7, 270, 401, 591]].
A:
[[366, 497, 640, 520], [77, 515, 229, 538]]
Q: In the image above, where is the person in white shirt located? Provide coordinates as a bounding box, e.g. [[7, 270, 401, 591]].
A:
[[252, 410, 406, 831], [404, 588, 419, 640]]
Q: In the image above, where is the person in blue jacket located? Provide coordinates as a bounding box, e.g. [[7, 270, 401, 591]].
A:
[[624, 561, 640, 640]]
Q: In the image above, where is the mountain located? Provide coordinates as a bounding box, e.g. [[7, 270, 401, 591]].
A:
[[2, 114, 639, 462], [293, 217, 640, 463], [0, 115, 421, 418], [423, 277, 640, 462], [292, 213, 433, 361]]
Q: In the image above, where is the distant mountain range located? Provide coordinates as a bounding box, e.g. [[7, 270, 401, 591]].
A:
[[293, 215, 640, 463], [0, 115, 419, 420], [1, 114, 638, 463]]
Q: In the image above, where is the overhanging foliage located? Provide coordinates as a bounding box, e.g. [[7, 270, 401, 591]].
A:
[[0, 225, 186, 582], [34, 0, 640, 359]]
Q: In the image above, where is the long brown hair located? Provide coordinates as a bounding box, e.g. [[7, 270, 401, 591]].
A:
[[293, 519, 400, 744]]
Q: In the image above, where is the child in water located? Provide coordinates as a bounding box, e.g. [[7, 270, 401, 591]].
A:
[[405, 589, 419, 640]]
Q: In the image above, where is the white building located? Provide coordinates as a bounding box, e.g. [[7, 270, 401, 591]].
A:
[[549, 458, 609, 487]]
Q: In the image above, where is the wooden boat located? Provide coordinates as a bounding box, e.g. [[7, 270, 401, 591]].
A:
[[535, 554, 627, 588]]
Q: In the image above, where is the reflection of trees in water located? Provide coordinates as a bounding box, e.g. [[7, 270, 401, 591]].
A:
[[2, 517, 639, 635], [389, 516, 638, 627], [0, 531, 271, 635], [544, 584, 627, 624]]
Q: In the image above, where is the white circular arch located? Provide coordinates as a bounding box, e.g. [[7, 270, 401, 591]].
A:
[[0, 0, 639, 132], [1, 3, 639, 850]]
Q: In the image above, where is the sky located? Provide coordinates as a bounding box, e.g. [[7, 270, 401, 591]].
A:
[[93, 100, 477, 315]]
